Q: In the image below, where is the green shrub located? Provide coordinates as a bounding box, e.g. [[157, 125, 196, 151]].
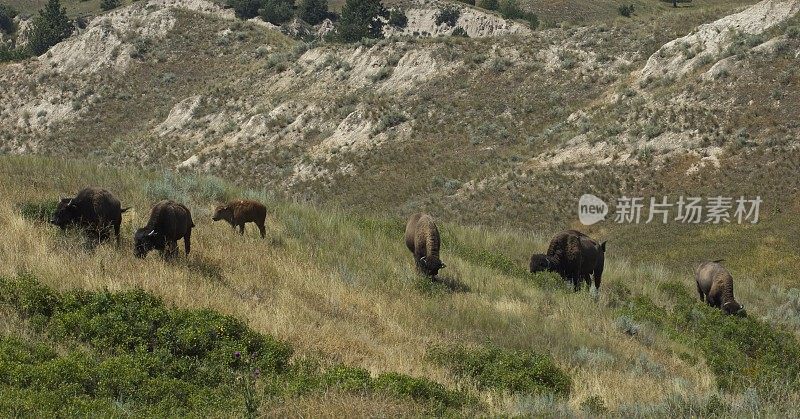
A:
[[429, 344, 571, 397], [17, 200, 59, 223], [477, 0, 498, 11], [100, 0, 120, 11], [322, 364, 372, 392], [0, 46, 31, 62], [618, 4, 634, 17], [452, 27, 468, 37], [388, 8, 407, 28], [0, 274, 469, 416], [373, 372, 469, 411], [435, 6, 460, 27], [786, 25, 800, 39], [259, 0, 293, 26], [619, 290, 800, 392], [26, 0, 74, 56], [498, 0, 538, 28]]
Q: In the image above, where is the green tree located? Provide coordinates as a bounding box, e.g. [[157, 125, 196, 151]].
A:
[[0, 4, 18, 34], [338, 0, 387, 42], [26, 0, 73, 56], [296, 0, 327, 25], [100, 0, 120, 11], [227, 0, 263, 19], [259, 0, 293, 24]]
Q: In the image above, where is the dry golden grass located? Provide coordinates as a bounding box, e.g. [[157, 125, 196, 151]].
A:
[[2, 155, 798, 415]]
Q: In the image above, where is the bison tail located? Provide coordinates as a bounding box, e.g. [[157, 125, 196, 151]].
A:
[[712, 258, 725, 263], [121, 207, 131, 213]]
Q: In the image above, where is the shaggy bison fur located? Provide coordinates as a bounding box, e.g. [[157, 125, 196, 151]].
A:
[[50, 187, 129, 246], [530, 230, 606, 291], [695, 260, 745, 316], [212, 200, 267, 238], [404, 213, 446, 277], [134, 200, 194, 260]]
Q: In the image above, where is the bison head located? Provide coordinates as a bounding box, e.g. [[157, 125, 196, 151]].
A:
[[134, 228, 165, 258], [50, 197, 78, 229], [418, 256, 446, 277], [211, 205, 233, 224], [722, 301, 746, 317], [529, 254, 556, 273]]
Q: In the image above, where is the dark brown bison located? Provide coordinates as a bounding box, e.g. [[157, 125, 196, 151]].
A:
[[404, 213, 446, 277], [134, 200, 194, 259], [50, 187, 130, 246], [212, 200, 267, 238], [695, 260, 745, 316], [530, 230, 606, 291]]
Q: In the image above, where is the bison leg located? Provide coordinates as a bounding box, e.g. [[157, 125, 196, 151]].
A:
[[184, 230, 191, 256], [583, 274, 592, 290], [238, 224, 245, 235], [164, 241, 179, 260], [696, 282, 705, 302], [256, 221, 266, 239], [114, 222, 121, 247]]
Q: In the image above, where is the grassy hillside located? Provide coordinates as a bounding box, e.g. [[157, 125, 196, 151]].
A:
[[1, 155, 799, 416]]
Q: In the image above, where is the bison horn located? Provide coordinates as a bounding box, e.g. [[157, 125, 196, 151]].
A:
[[148, 230, 157, 236], [419, 256, 427, 265]]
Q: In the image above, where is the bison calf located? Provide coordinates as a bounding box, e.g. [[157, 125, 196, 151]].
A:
[[695, 260, 745, 316], [530, 230, 606, 292], [134, 200, 194, 260], [50, 187, 130, 246], [212, 200, 267, 238], [404, 213, 446, 278]]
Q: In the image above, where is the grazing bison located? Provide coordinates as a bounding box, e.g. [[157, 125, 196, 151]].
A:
[[134, 200, 194, 260], [212, 200, 267, 238], [404, 213, 446, 278], [50, 187, 130, 246], [695, 260, 745, 316], [530, 230, 606, 291]]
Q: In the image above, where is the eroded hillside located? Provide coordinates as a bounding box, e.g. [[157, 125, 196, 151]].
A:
[[1, 0, 799, 231]]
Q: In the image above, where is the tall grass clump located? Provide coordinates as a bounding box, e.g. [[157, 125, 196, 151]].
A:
[[144, 172, 235, 205]]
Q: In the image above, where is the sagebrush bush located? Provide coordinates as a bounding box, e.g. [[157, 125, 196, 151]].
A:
[[429, 344, 571, 397]]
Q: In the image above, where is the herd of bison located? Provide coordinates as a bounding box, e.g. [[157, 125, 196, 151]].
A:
[[45, 187, 745, 316]]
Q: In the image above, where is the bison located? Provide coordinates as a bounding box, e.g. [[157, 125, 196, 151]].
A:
[[211, 200, 267, 238], [530, 230, 606, 291], [695, 260, 745, 316], [134, 200, 194, 260], [404, 213, 446, 278], [50, 187, 130, 246]]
